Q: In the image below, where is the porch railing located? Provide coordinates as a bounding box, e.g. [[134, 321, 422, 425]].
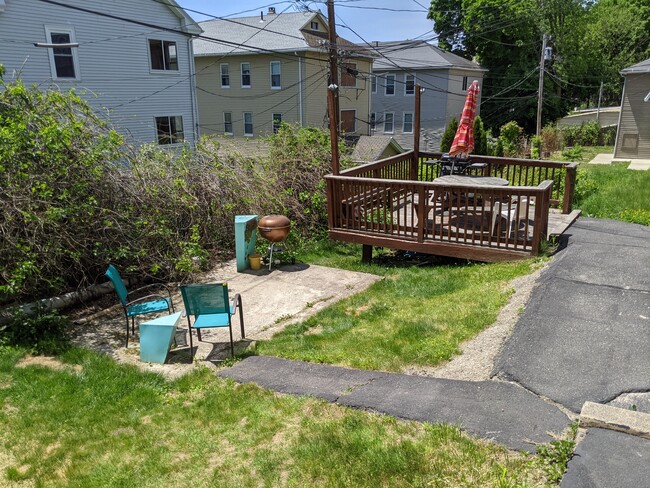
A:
[[327, 150, 576, 261]]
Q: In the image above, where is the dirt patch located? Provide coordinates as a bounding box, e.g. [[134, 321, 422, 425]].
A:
[[404, 263, 547, 381], [16, 356, 82, 373]]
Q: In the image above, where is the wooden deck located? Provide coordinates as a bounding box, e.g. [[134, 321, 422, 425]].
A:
[[326, 151, 578, 262]]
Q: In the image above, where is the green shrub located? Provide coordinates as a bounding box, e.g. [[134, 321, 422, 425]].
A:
[[498, 121, 524, 156], [540, 124, 562, 154], [440, 117, 458, 153], [472, 116, 488, 155], [531, 135, 542, 159], [0, 309, 71, 355], [562, 145, 584, 162]]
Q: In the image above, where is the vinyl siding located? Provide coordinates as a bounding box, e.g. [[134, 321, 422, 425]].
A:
[[372, 67, 483, 152], [195, 51, 371, 138], [615, 74, 650, 159], [0, 0, 198, 145]]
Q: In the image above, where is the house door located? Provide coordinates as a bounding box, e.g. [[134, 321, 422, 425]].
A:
[[340, 109, 356, 134]]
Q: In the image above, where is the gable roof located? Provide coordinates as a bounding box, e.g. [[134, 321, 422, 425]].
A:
[[351, 135, 405, 162], [621, 58, 650, 75], [370, 40, 485, 72], [194, 10, 370, 57], [158, 0, 202, 35]]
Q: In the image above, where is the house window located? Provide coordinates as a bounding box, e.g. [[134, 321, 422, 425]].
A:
[[272, 113, 282, 133], [370, 112, 376, 131], [310, 21, 319, 30], [371, 75, 377, 94], [405, 74, 415, 95], [243, 112, 253, 136], [241, 63, 251, 87], [340, 109, 356, 133], [462, 76, 468, 91], [224, 112, 233, 134], [220, 64, 230, 88], [149, 39, 178, 71], [155, 116, 184, 144], [270, 61, 281, 89], [383, 112, 394, 133], [45, 27, 79, 79], [340, 63, 358, 87], [385, 74, 395, 95], [403, 112, 414, 133]]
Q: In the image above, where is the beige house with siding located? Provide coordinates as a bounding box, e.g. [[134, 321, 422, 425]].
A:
[[615, 58, 650, 159], [193, 9, 372, 138]]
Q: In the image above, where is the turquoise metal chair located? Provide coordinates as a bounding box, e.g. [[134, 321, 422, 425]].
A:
[[179, 283, 245, 359], [105, 264, 175, 347]]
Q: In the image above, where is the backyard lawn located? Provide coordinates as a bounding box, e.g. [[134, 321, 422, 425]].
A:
[[0, 347, 547, 487]]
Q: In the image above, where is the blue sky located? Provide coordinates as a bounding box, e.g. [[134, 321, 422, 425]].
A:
[[175, 1, 435, 43]]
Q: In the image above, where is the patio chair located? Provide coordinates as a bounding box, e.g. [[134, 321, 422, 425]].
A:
[[105, 264, 175, 348], [491, 197, 530, 239], [179, 283, 245, 360]]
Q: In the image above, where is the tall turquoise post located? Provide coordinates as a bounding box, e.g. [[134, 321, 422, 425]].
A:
[[235, 215, 258, 272]]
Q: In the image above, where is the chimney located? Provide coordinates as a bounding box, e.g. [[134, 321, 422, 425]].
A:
[[260, 11, 264, 22], [268, 7, 276, 14]]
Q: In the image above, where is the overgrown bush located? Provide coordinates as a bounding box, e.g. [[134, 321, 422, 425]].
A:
[[530, 135, 542, 159], [0, 78, 335, 305], [540, 124, 562, 154], [472, 116, 488, 155], [560, 121, 600, 147], [0, 309, 71, 355], [440, 117, 458, 153], [498, 121, 524, 156], [562, 145, 584, 162]]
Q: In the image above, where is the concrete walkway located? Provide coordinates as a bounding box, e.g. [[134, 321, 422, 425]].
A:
[[217, 218, 650, 485], [588, 153, 650, 170]]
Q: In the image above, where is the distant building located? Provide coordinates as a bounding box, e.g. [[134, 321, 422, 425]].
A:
[[350, 135, 404, 163], [0, 0, 202, 146], [615, 58, 650, 159], [558, 107, 620, 128], [194, 9, 373, 139], [368, 40, 486, 152]]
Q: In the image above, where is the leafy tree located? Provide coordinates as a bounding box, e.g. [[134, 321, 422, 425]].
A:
[[472, 115, 488, 155], [440, 117, 458, 152]]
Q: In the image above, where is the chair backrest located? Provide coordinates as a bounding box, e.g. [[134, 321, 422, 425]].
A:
[[180, 283, 229, 316], [105, 264, 129, 306]]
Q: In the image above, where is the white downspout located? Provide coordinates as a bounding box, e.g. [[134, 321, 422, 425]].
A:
[[189, 38, 200, 144], [298, 54, 303, 126]]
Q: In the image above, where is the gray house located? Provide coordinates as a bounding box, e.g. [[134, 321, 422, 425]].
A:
[[0, 0, 202, 146], [615, 58, 650, 159], [369, 40, 486, 152]]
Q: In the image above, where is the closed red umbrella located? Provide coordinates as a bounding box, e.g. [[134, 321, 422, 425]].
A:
[[449, 80, 480, 158]]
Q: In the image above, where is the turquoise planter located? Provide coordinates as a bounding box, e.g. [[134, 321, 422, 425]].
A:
[[139, 312, 182, 364]]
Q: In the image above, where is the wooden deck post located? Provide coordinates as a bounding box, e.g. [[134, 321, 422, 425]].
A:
[[361, 244, 372, 263], [563, 163, 577, 214]]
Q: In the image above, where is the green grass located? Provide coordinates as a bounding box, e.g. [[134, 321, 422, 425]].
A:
[[0, 347, 546, 487], [257, 247, 543, 371], [551, 145, 614, 163], [574, 163, 650, 225]]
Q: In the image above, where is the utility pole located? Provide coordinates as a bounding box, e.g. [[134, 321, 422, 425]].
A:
[[596, 81, 604, 125], [327, 0, 340, 175], [536, 33, 547, 137]]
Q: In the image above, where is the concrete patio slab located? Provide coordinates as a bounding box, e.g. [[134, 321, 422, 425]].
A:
[[580, 402, 650, 440], [588, 153, 650, 170]]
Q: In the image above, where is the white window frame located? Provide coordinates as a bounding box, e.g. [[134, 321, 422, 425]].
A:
[[243, 112, 253, 136], [147, 38, 179, 72], [154, 115, 184, 145], [462, 76, 468, 91], [272, 113, 282, 133], [223, 112, 233, 135], [220, 63, 230, 88], [241, 62, 251, 88], [383, 112, 394, 134], [270, 61, 281, 89], [404, 74, 415, 96], [385, 74, 395, 96], [371, 75, 377, 94], [44, 26, 80, 80], [402, 112, 414, 134]]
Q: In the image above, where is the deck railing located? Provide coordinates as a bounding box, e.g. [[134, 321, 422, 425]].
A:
[[329, 150, 575, 261]]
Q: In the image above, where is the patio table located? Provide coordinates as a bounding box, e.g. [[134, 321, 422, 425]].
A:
[[434, 175, 509, 186]]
